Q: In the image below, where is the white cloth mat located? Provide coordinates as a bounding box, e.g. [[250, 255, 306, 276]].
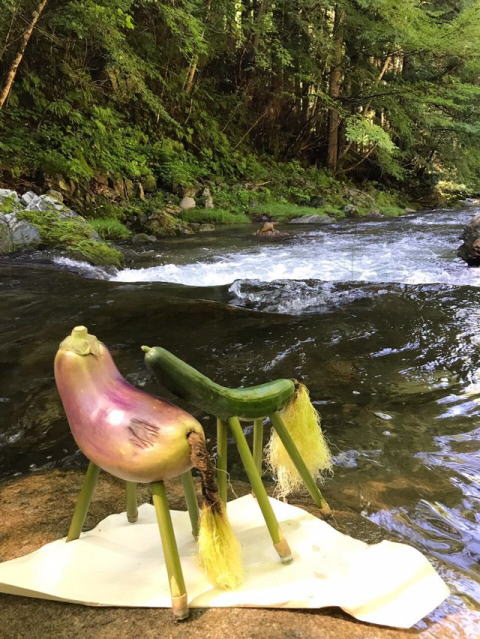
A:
[[0, 495, 449, 628]]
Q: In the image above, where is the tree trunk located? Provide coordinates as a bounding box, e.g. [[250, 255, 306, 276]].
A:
[[0, 0, 48, 109], [326, 7, 344, 172]]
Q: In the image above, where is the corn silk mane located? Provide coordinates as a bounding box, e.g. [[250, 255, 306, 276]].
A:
[[266, 383, 332, 499]]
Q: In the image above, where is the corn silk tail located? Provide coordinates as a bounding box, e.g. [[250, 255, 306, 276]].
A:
[[266, 382, 332, 499], [188, 432, 243, 589], [198, 503, 243, 589]]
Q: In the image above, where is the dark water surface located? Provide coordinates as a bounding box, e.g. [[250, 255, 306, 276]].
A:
[[0, 210, 479, 627]]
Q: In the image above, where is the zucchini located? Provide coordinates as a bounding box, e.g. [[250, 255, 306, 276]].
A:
[[143, 346, 295, 419]]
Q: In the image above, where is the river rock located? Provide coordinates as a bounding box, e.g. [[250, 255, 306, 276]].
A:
[[1, 471, 474, 639], [0, 212, 40, 251], [0, 216, 13, 253], [289, 215, 333, 224], [9, 216, 41, 248], [179, 196, 196, 210], [458, 214, 480, 265], [132, 233, 156, 244], [202, 187, 214, 209], [198, 223, 215, 232], [20, 191, 37, 206]]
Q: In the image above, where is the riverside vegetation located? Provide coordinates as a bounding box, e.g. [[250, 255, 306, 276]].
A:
[[1, 1, 480, 264]]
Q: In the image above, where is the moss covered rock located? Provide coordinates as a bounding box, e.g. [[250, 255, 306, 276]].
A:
[[17, 207, 123, 267]]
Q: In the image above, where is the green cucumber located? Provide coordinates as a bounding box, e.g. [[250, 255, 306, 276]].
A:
[[143, 346, 295, 420]]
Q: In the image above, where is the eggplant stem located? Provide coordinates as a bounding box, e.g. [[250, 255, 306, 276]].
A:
[[216, 418, 228, 502], [253, 418, 264, 475], [228, 416, 292, 564], [269, 412, 331, 516], [66, 461, 100, 542], [151, 481, 189, 620], [181, 471, 199, 539], [126, 481, 138, 523]]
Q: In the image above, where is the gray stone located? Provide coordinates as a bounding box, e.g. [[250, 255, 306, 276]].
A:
[[0, 216, 13, 253], [458, 214, 480, 265], [132, 233, 156, 244], [202, 187, 214, 209], [10, 218, 41, 248], [20, 191, 37, 206], [198, 223, 215, 232], [179, 196, 196, 210], [405, 207, 416, 214], [289, 215, 334, 224], [0, 189, 19, 202]]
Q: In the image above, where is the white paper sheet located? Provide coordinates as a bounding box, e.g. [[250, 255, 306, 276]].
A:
[[0, 495, 449, 628]]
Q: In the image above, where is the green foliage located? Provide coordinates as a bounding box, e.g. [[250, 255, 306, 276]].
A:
[[90, 217, 131, 240], [72, 240, 123, 267], [254, 202, 335, 221], [16, 209, 122, 266], [0, 194, 21, 214], [1, 0, 480, 205], [345, 116, 396, 155], [181, 208, 249, 225]]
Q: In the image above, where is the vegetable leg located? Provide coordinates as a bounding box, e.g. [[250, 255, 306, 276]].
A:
[[126, 481, 138, 523], [181, 470, 199, 539], [228, 416, 292, 564], [66, 461, 100, 542], [151, 481, 189, 620], [216, 418, 228, 502], [253, 418, 264, 475]]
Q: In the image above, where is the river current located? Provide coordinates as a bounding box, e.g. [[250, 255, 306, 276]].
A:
[[0, 208, 479, 628]]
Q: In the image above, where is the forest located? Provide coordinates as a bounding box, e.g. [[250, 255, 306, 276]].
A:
[[1, 0, 480, 212]]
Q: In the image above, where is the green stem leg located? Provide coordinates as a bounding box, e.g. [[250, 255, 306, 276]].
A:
[[126, 481, 138, 523], [216, 417, 228, 503], [228, 416, 292, 563], [151, 481, 189, 620], [181, 471, 199, 539], [66, 461, 100, 542], [269, 412, 331, 516], [253, 418, 264, 476]]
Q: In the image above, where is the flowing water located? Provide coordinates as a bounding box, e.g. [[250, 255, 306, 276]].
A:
[[1, 209, 479, 629]]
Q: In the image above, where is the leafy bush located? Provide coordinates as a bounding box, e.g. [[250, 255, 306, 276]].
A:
[[90, 217, 131, 240]]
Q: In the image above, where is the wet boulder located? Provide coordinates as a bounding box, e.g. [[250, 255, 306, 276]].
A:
[[457, 215, 480, 265], [289, 215, 334, 224]]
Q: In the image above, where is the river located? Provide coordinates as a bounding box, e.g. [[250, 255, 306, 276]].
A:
[[0, 208, 479, 625]]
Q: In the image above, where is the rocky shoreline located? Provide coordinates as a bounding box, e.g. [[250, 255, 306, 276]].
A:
[[1, 470, 478, 639]]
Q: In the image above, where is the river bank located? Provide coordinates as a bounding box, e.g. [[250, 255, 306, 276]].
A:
[[0, 172, 424, 267], [1, 471, 478, 638], [0, 209, 478, 632]]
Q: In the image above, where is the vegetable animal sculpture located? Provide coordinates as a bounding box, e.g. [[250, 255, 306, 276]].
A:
[[55, 326, 242, 619], [143, 345, 332, 511]]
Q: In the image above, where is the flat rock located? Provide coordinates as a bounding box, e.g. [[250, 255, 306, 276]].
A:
[[289, 215, 333, 224], [1, 471, 477, 639]]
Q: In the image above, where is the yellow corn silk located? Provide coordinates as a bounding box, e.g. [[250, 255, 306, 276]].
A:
[[266, 383, 332, 498], [198, 503, 244, 589]]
